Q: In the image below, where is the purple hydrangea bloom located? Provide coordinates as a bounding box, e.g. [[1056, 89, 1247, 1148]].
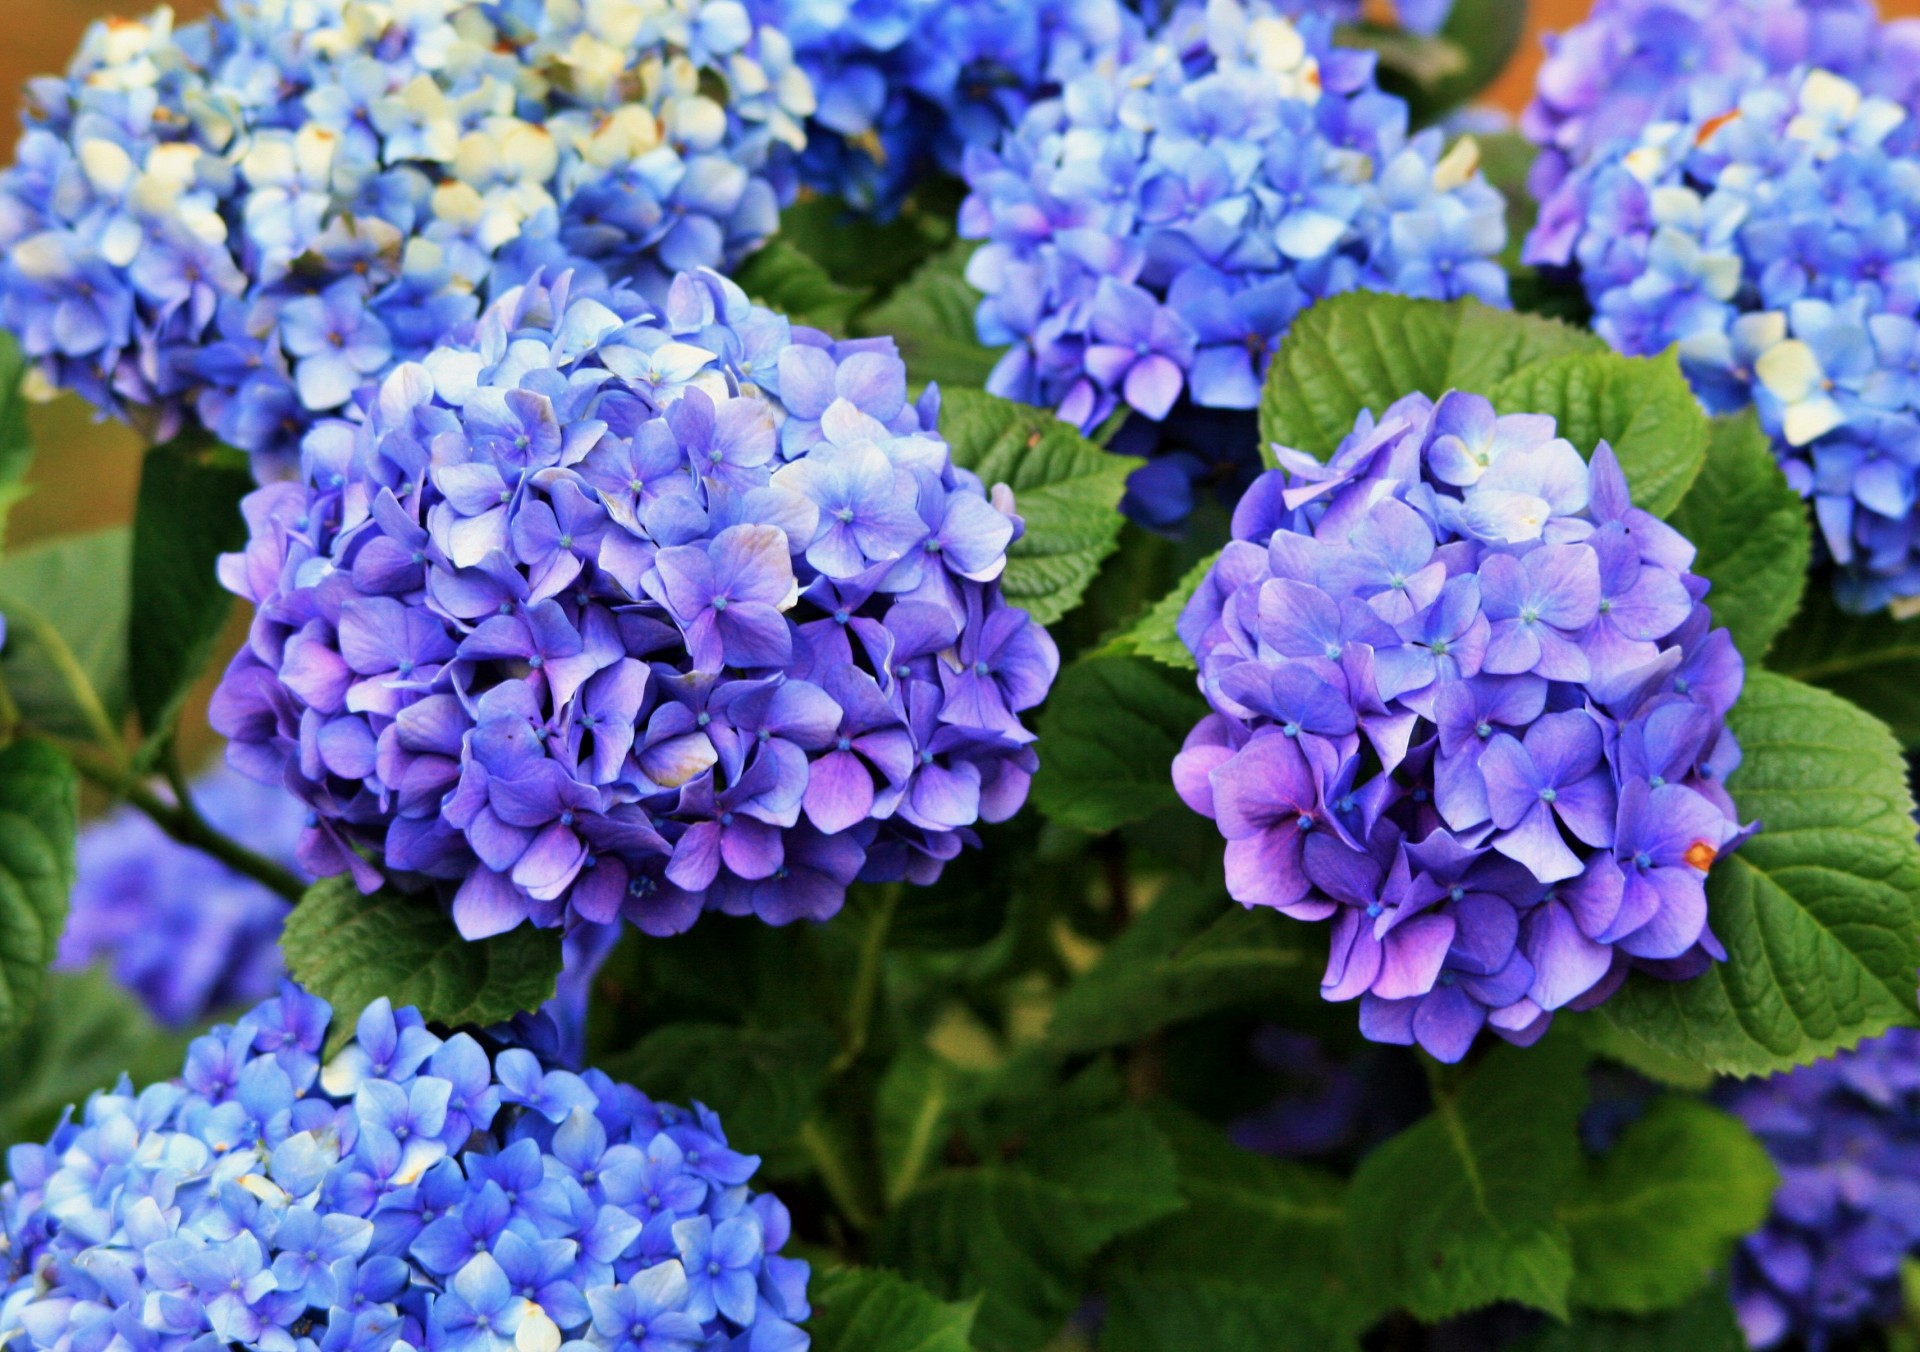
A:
[[1528, 67, 1920, 612], [56, 764, 305, 1028], [0, 1, 813, 475], [0, 983, 812, 1352], [747, 0, 1142, 216], [210, 267, 1055, 943], [958, 0, 1509, 528], [1174, 391, 1750, 1062], [1725, 1030, 1920, 1350]]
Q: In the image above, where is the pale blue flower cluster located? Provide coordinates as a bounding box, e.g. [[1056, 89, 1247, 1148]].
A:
[[211, 268, 1054, 943], [747, 0, 1141, 215], [57, 765, 305, 1028], [1176, 392, 1748, 1061], [1528, 68, 1920, 611], [0, 985, 810, 1352], [0, 0, 813, 475], [957, 0, 1508, 526]]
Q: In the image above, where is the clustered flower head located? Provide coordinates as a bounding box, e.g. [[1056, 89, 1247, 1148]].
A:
[[0, 0, 813, 476], [1521, 0, 1920, 238], [1528, 67, 1920, 611], [1725, 1029, 1920, 1350], [746, 0, 1142, 217], [0, 984, 812, 1352], [210, 266, 1055, 943], [1173, 391, 1749, 1061], [959, 0, 1509, 472], [57, 764, 305, 1028]]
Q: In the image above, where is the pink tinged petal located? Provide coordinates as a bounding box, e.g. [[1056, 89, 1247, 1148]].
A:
[[1531, 628, 1591, 683], [318, 716, 378, 780], [1321, 907, 1384, 1002], [1597, 865, 1665, 946], [1481, 619, 1543, 675], [1565, 853, 1625, 940], [717, 604, 794, 669], [1412, 985, 1487, 1063], [1210, 735, 1314, 839], [1223, 827, 1314, 912], [1528, 545, 1602, 628], [1435, 750, 1492, 832], [712, 524, 796, 605], [282, 629, 353, 715], [1523, 900, 1615, 1010], [1478, 733, 1540, 829], [910, 760, 981, 829], [640, 732, 718, 789], [1614, 866, 1708, 959], [1124, 353, 1185, 421], [512, 822, 587, 902], [803, 750, 876, 835], [667, 820, 722, 891], [1493, 803, 1586, 883], [1550, 773, 1616, 849], [719, 817, 784, 880], [1371, 913, 1457, 999], [453, 869, 529, 939]]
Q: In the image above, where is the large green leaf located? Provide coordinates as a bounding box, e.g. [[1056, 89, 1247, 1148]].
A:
[[1345, 1038, 1587, 1322], [1514, 1289, 1745, 1352], [0, 738, 77, 1039], [0, 528, 130, 738], [0, 967, 196, 1153], [808, 1267, 979, 1352], [1105, 549, 1218, 672], [857, 243, 1002, 391], [876, 1049, 964, 1207], [939, 389, 1138, 626], [1029, 653, 1207, 832], [878, 1106, 1182, 1352], [1487, 348, 1708, 518], [1258, 293, 1601, 460], [1666, 412, 1810, 662], [1601, 672, 1920, 1075], [1043, 886, 1316, 1054], [604, 1021, 834, 1176], [0, 333, 34, 547], [1768, 585, 1920, 749], [1102, 1106, 1374, 1352], [779, 196, 955, 294], [128, 435, 252, 741], [283, 877, 564, 1049], [733, 240, 869, 333], [1561, 1097, 1777, 1313]]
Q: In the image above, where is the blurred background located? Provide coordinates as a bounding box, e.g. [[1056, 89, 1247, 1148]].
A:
[[4, 0, 1917, 768]]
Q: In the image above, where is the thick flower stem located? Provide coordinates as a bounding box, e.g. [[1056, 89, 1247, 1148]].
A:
[[69, 748, 307, 904]]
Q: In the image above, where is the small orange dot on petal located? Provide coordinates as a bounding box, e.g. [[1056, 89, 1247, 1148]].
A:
[[1684, 840, 1719, 872]]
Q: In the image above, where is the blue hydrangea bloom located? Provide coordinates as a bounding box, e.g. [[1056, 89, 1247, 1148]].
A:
[[209, 267, 1055, 943], [1520, 0, 1920, 240], [0, 0, 813, 475], [958, 0, 1509, 527], [0, 984, 812, 1352], [1528, 67, 1920, 611], [1174, 391, 1750, 1062], [56, 764, 305, 1028], [747, 0, 1142, 216], [1725, 1030, 1920, 1350]]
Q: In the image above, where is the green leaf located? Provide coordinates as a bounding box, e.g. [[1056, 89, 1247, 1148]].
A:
[[1487, 347, 1709, 518], [1566, 1012, 1714, 1091], [128, 435, 251, 741], [604, 1022, 834, 1174], [0, 333, 35, 547], [1561, 1097, 1777, 1313], [1666, 412, 1810, 662], [0, 528, 130, 737], [876, 1049, 963, 1207], [1345, 1038, 1588, 1322], [0, 967, 196, 1154], [1043, 886, 1316, 1054], [1768, 585, 1920, 749], [1601, 671, 1920, 1075], [283, 877, 564, 1050], [1258, 293, 1601, 461], [938, 388, 1138, 626], [733, 240, 869, 333], [1105, 549, 1217, 671], [1423, 0, 1528, 115], [1512, 1289, 1745, 1352], [1102, 1106, 1374, 1352], [0, 738, 77, 1039], [808, 1267, 979, 1352], [779, 196, 954, 294], [1029, 654, 1207, 832], [857, 243, 1002, 391], [878, 1106, 1183, 1352]]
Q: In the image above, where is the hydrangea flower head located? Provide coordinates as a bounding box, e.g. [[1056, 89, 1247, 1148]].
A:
[[57, 764, 305, 1027], [0, 984, 812, 1352], [1725, 1029, 1920, 1349], [1174, 391, 1749, 1061], [210, 267, 1054, 943], [958, 0, 1509, 526], [747, 0, 1142, 215], [1529, 67, 1920, 611], [0, 0, 813, 474]]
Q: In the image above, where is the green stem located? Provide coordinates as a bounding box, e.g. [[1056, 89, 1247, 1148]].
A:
[[798, 1119, 877, 1232], [831, 884, 900, 1076], [69, 748, 307, 903], [0, 592, 122, 756]]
